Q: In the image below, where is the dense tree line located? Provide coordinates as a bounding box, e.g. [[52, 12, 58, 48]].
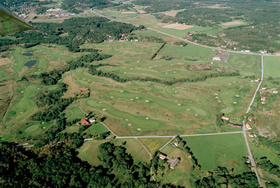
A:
[[0, 142, 181, 187], [61, 0, 116, 13], [0, 17, 138, 52]]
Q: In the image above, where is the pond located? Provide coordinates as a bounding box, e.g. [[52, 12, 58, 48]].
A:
[[25, 60, 37, 67], [23, 53, 33, 56], [165, 58, 174, 61], [185, 58, 198, 61]]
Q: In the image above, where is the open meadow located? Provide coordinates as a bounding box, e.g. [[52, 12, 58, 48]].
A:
[[182, 134, 248, 172], [264, 56, 280, 78]]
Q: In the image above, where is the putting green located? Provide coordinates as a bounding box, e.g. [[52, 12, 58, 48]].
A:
[[25, 124, 39, 133]]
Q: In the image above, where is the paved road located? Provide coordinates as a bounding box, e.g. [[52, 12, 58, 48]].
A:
[[242, 55, 264, 188], [91, 10, 279, 57], [159, 136, 175, 151], [116, 131, 242, 139]]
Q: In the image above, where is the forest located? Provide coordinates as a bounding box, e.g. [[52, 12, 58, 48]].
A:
[[0, 17, 139, 52], [0, 141, 261, 187]]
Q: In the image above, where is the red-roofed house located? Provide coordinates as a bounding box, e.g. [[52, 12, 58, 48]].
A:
[[246, 123, 252, 130], [248, 117, 253, 122], [222, 116, 230, 121], [121, 33, 125, 37], [81, 118, 90, 125], [79, 88, 89, 93], [160, 154, 167, 160], [261, 97, 266, 101]]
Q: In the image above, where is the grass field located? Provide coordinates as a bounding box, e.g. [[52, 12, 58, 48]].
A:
[[182, 134, 248, 172], [264, 56, 280, 78], [159, 144, 195, 187], [227, 53, 261, 71], [78, 138, 150, 166], [139, 137, 171, 153]]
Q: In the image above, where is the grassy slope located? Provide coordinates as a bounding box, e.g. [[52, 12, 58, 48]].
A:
[[183, 134, 248, 172]]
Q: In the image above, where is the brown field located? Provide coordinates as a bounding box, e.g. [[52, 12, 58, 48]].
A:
[[162, 23, 194, 30], [62, 71, 79, 98], [222, 20, 246, 27], [122, 11, 137, 14], [0, 58, 12, 66], [162, 10, 184, 17]]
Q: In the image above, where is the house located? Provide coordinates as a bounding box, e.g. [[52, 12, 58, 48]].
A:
[[248, 133, 254, 138], [222, 116, 230, 121], [160, 154, 167, 160], [213, 56, 221, 61], [248, 117, 253, 122], [273, 91, 278, 94], [174, 142, 179, 147], [255, 78, 261, 82], [121, 33, 125, 37], [79, 88, 89, 93], [244, 50, 251, 53], [170, 158, 180, 169], [246, 123, 252, 130], [81, 118, 90, 125], [89, 118, 96, 123], [261, 97, 266, 101]]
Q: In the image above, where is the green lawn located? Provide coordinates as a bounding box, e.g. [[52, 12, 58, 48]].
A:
[[227, 53, 261, 71], [182, 134, 248, 172], [264, 56, 280, 78]]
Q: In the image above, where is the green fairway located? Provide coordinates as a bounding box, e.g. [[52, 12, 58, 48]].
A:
[[264, 56, 280, 78], [183, 134, 248, 172]]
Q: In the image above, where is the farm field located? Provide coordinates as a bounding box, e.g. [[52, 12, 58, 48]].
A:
[[264, 56, 280, 78], [182, 134, 249, 172]]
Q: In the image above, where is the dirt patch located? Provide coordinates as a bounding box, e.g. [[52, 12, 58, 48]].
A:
[[121, 11, 136, 14], [62, 72, 79, 98], [228, 160, 240, 166], [187, 63, 214, 71], [0, 58, 12, 66], [163, 10, 184, 17], [162, 23, 194, 30], [222, 20, 245, 27]]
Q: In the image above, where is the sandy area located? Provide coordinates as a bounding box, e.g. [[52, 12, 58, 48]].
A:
[[122, 11, 136, 14], [222, 20, 245, 26], [162, 23, 194, 30], [163, 10, 184, 17], [0, 58, 12, 66]]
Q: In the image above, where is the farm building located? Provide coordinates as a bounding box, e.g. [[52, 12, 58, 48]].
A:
[[248, 117, 253, 122], [213, 56, 221, 61], [228, 123, 242, 128], [222, 116, 230, 121], [170, 158, 180, 169], [79, 88, 89, 93], [81, 118, 90, 125], [246, 123, 252, 130], [255, 78, 261, 82], [160, 154, 167, 160], [89, 118, 96, 123], [261, 97, 266, 101]]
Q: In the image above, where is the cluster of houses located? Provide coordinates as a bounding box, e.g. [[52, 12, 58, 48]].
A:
[[222, 116, 243, 128], [259, 87, 278, 105], [159, 154, 180, 169], [258, 50, 280, 56]]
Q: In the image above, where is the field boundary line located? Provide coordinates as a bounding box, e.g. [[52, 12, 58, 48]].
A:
[[159, 136, 175, 151], [101, 122, 117, 136]]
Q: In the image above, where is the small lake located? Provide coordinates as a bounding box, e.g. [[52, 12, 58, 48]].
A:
[[25, 60, 37, 67], [165, 58, 174, 61], [23, 53, 33, 56], [185, 58, 198, 61]]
